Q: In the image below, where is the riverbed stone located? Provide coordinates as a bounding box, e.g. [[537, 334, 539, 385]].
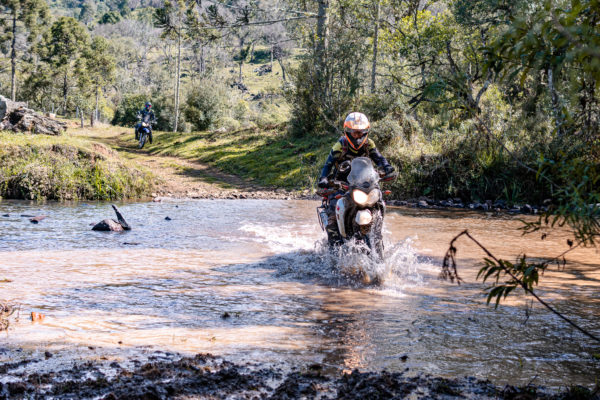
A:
[[92, 219, 124, 232]]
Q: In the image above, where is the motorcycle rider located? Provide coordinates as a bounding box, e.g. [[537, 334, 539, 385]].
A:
[[318, 112, 395, 246], [135, 101, 156, 143]]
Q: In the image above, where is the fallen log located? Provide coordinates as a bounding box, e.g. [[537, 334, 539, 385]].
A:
[[92, 205, 132, 232]]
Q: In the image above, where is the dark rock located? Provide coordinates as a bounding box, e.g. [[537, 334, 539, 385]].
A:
[[92, 219, 124, 232], [44, 351, 52, 359], [165, 216, 171, 221], [92, 205, 131, 232], [2, 214, 8, 217], [493, 199, 507, 208], [221, 312, 230, 319], [440, 200, 451, 207], [521, 204, 533, 214], [475, 203, 489, 211], [400, 355, 408, 361], [230, 82, 248, 92], [253, 64, 272, 76], [20, 214, 35, 217], [418, 200, 428, 208]]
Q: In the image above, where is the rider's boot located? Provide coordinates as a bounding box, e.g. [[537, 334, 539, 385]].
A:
[[135, 128, 139, 140], [149, 131, 153, 144], [326, 216, 343, 250]]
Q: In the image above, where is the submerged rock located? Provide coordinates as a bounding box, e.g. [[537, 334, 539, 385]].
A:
[[92, 205, 131, 232]]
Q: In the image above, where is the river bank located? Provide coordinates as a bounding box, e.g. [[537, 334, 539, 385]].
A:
[[1, 123, 556, 212], [1, 350, 596, 399]]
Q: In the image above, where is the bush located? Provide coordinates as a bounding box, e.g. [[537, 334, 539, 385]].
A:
[[111, 94, 148, 128], [0, 139, 154, 201], [184, 80, 228, 131]]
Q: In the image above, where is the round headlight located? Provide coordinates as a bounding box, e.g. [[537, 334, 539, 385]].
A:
[[352, 189, 368, 205], [366, 189, 380, 205]]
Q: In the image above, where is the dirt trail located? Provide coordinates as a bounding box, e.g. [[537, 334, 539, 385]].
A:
[[75, 125, 307, 200]]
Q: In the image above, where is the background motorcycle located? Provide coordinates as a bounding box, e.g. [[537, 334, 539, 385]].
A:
[[136, 114, 154, 149], [317, 157, 396, 261]]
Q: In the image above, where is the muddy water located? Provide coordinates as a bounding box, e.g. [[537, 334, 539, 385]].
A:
[[0, 199, 599, 388]]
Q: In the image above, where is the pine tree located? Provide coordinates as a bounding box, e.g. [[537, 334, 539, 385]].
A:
[[0, 0, 48, 101]]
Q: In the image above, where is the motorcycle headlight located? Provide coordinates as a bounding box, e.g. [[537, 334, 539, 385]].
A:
[[352, 189, 380, 206], [366, 188, 381, 205], [352, 189, 368, 205]]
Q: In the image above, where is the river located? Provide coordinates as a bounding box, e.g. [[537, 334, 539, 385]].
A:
[[0, 199, 599, 389]]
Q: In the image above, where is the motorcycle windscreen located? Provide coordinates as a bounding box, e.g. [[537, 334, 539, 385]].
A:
[[347, 157, 379, 188]]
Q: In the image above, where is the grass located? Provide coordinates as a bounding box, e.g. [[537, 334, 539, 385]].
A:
[[0, 130, 156, 201], [140, 126, 333, 190]]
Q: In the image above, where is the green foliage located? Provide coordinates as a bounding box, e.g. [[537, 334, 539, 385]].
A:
[[183, 80, 228, 131], [98, 11, 121, 24], [0, 133, 154, 200], [478, 256, 546, 308], [523, 156, 600, 246], [112, 93, 147, 127]]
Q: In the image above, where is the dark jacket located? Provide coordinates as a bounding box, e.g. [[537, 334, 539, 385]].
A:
[[319, 135, 391, 181], [137, 108, 155, 123]]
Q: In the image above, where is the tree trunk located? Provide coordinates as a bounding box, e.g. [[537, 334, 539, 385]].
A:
[[270, 44, 274, 73], [316, 0, 329, 75], [90, 111, 94, 128], [80, 108, 84, 128], [200, 46, 205, 74], [370, 0, 381, 93], [63, 72, 68, 115], [174, 33, 181, 133], [94, 86, 99, 126], [548, 67, 561, 136], [277, 57, 286, 81], [10, 10, 17, 102]]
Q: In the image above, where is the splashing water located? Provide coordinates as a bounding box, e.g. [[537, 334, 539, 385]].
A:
[[241, 220, 423, 291]]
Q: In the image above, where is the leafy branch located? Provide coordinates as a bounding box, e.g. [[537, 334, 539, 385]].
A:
[[442, 230, 600, 343]]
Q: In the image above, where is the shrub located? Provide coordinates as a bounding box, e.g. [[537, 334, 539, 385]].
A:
[[111, 94, 148, 127], [184, 80, 228, 131]]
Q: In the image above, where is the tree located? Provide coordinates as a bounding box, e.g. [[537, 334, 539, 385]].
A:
[[35, 16, 90, 114], [80, 36, 116, 125], [154, 0, 188, 133], [0, 0, 48, 101]]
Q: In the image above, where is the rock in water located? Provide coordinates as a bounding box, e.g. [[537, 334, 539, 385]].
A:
[[92, 219, 125, 232], [91, 205, 132, 232]]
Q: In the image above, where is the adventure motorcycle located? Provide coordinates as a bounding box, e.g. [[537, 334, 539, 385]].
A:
[[317, 157, 396, 261], [136, 114, 154, 149]]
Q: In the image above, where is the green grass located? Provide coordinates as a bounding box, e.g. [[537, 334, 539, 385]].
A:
[[0, 131, 156, 201], [145, 126, 333, 190]]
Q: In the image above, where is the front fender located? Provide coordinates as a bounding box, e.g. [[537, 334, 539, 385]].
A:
[[335, 197, 348, 238]]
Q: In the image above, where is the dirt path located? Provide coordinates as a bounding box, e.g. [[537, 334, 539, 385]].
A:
[[74, 125, 307, 200]]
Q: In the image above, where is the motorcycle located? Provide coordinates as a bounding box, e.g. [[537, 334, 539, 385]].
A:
[[317, 157, 396, 262], [136, 114, 154, 149]]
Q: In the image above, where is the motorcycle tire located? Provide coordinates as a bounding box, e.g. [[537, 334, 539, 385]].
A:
[[138, 133, 147, 149]]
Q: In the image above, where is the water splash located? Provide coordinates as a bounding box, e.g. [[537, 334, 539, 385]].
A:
[[243, 218, 424, 291]]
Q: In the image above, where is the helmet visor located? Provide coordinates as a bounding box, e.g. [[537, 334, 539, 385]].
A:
[[349, 129, 368, 139]]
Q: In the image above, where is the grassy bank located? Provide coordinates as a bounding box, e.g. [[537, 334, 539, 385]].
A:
[[0, 131, 155, 201], [142, 126, 332, 190], [142, 125, 542, 204]]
